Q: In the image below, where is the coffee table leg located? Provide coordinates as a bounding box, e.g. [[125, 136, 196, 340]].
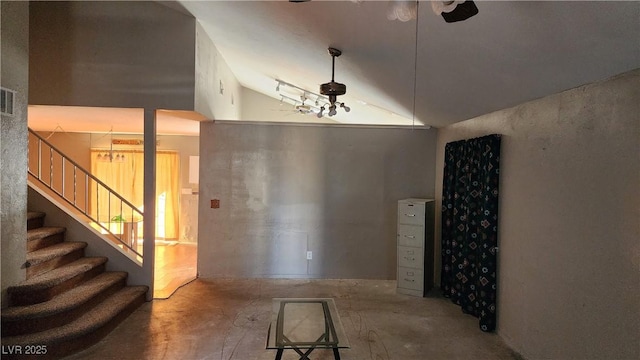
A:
[[275, 348, 284, 360], [333, 347, 341, 360]]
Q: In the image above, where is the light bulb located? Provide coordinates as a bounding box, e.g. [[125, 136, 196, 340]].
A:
[[340, 103, 351, 112], [317, 106, 325, 118], [388, 1, 417, 22], [328, 105, 337, 116]]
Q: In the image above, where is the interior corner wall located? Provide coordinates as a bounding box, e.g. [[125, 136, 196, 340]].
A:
[[28, 1, 196, 110], [434, 69, 640, 360], [198, 123, 437, 279], [1, 1, 29, 308], [194, 22, 241, 120]]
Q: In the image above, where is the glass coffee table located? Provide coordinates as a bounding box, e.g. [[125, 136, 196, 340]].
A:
[[266, 298, 349, 360]]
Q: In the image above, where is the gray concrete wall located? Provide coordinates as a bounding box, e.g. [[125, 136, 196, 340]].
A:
[[29, 1, 195, 110], [435, 69, 640, 359], [198, 122, 437, 279], [1, 1, 29, 308]]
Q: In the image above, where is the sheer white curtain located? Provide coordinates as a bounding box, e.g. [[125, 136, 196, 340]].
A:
[[90, 150, 179, 239]]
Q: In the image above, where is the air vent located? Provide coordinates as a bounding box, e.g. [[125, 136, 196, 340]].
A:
[[1, 87, 16, 116]]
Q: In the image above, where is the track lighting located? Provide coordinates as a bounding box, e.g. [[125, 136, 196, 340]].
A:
[[275, 77, 350, 119]]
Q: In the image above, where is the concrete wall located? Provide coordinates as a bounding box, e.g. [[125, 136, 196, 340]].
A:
[[198, 122, 437, 279], [35, 132, 199, 242], [1, 1, 29, 308], [29, 1, 195, 110], [435, 69, 640, 359], [194, 22, 241, 120]]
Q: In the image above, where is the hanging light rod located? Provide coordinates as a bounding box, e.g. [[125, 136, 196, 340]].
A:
[[275, 78, 349, 118], [275, 79, 330, 103]]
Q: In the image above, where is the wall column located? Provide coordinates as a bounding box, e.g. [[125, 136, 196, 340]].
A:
[[142, 109, 156, 300], [1, 1, 29, 308]]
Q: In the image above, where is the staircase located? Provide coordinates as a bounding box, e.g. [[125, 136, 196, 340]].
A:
[[1, 211, 148, 359]]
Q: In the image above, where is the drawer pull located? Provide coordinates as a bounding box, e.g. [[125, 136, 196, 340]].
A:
[[404, 278, 415, 282], [403, 257, 415, 261], [406, 271, 415, 276], [404, 235, 416, 239], [404, 213, 416, 217]]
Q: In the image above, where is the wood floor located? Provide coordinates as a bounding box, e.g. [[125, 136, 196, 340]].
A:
[[153, 242, 197, 299]]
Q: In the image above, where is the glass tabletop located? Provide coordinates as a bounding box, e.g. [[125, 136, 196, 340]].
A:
[[266, 298, 350, 350]]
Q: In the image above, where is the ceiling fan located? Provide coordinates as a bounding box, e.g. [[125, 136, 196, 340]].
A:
[[319, 47, 348, 117]]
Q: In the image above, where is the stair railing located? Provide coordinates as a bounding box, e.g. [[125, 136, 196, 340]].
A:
[[28, 128, 143, 259]]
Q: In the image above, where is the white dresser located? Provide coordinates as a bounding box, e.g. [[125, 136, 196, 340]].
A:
[[397, 198, 435, 297]]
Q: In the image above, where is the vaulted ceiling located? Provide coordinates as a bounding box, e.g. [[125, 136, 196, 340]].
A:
[[179, 0, 640, 128]]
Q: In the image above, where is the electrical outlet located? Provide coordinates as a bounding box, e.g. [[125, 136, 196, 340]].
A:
[[306, 251, 313, 260]]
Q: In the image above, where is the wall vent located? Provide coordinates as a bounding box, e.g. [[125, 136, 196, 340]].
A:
[[1, 87, 16, 116]]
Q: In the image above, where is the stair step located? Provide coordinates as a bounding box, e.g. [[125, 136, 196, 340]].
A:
[[1, 286, 148, 359], [7, 257, 108, 306], [27, 241, 87, 279], [27, 227, 66, 252], [1, 272, 128, 337], [27, 211, 46, 230]]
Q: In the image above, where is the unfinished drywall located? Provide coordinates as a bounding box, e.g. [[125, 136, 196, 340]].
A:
[[194, 22, 241, 120], [435, 69, 640, 359], [1, 1, 29, 308], [198, 122, 437, 279], [29, 1, 196, 110]]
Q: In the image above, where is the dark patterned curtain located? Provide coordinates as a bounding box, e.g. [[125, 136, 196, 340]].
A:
[[441, 134, 501, 332]]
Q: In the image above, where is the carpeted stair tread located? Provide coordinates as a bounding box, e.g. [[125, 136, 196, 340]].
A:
[[2, 272, 128, 321], [27, 212, 47, 231], [2, 286, 148, 346], [27, 212, 46, 221], [27, 227, 65, 242], [27, 241, 87, 266], [8, 257, 108, 294]]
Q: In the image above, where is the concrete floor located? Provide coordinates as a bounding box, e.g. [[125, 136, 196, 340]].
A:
[[65, 279, 519, 360]]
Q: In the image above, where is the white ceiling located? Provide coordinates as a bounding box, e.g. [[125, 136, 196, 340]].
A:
[[28, 106, 205, 136], [179, 0, 640, 128], [28, 1, 640, 133]]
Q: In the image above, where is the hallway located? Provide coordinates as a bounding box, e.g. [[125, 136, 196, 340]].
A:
[[153, 242, 197, 299], [65, 278, 519, 360]]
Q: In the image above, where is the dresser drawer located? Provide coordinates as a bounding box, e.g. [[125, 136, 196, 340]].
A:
[[397, 225, 424, 248], [398, 246, 423, 269], [398, 202, 425, 225], [397, 267, 424, 291]]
